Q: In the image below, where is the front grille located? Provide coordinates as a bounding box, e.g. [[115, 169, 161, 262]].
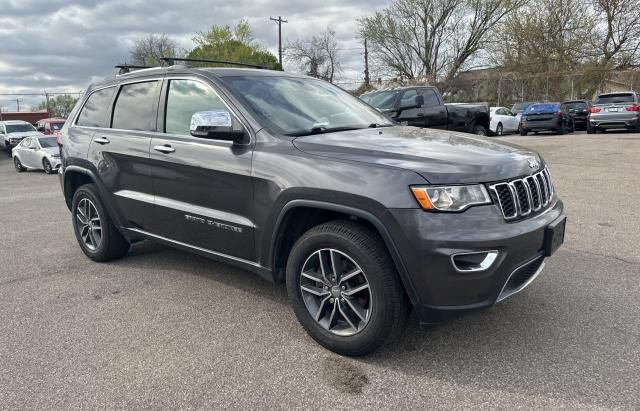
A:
[[498, 256, 545, 301], [490, 168, 554, 221]]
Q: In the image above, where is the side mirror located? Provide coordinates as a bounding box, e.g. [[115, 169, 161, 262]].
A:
[[415, 95, 425, 107], [190, 110, 247, 144]]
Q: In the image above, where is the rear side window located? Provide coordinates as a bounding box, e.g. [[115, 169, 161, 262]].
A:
[[595, 93, 635, 104], [112, 81, 160, 131], [76, 87, 115, 128], [164, 79, 229, 136]]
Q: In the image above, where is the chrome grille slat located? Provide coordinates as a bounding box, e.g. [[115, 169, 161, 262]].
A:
[[490, 168, 554, 221]]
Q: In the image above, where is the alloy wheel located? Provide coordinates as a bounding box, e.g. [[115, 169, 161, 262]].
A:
[[76, 198, 102, 251], [299, 248, 372, 336], [43, 159, 52, 174]]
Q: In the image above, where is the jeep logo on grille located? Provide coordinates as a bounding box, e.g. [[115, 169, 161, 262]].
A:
[[527, 159, 539, 168]]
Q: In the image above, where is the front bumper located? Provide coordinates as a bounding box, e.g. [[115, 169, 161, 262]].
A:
[[382, 199, 564, 323]]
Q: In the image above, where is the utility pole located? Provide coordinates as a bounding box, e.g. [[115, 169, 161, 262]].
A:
[[44, 91, 51, 116], [16, 98, 21, 112], [270, 16, 288, 69], [364, 39, 370, 87]]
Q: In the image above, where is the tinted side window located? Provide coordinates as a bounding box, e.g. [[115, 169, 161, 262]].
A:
[[165, 79, 230, 136], [422, 89, 439, 107], [112, 81, 160, 131], [76, 87, 115, 128]]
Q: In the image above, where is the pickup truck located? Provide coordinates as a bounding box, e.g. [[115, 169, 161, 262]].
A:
[[360, 86, 491, 135]]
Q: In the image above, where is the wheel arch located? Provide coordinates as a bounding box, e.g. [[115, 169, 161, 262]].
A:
[[269, 200, 419, 305]]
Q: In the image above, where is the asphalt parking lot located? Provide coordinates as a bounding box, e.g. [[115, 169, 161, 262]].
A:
[[0, 131, 638, 409]]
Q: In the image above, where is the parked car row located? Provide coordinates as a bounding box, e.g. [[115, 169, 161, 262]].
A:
[[0, 118, 65, 173], [361, 87, 639, 137]]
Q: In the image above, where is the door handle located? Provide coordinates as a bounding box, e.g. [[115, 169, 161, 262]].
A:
[[94, 137, 110, 145], [153, 144, 175, 154]]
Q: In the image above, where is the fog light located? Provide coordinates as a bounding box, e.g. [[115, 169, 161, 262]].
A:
[[452, 251, 498, 272]]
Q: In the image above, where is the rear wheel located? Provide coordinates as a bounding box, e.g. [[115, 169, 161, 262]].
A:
[[587, 124, 596, 134], [286, 220, 409, 356], [71, 184, 130, 262], [14, 156, 25, 172], [496, 123, 503, 136], [473, 125, 487, 136], [43, 158, 54, 174], [520, 128, 528, 136]]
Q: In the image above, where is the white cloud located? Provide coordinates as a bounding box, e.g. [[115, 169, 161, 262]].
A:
[[0, 0, 388, 110]]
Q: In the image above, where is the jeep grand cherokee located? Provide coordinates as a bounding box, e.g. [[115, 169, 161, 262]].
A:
[[58, 65, 566, 356]]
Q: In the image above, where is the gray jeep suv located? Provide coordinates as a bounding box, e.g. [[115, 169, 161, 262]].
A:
[[58, 64, 566, 356]]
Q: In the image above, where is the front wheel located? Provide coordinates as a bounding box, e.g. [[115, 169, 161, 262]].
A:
[[14, 156, 25, 172], [71, 184, 130, 262], [286, 220, 409, 356], [520, 128, 528, 136]]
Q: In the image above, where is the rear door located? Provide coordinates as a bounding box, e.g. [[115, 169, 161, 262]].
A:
[[148, 76, 256, 261], [86, 78, 161, 231]]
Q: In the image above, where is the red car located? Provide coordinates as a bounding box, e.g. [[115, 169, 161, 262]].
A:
[[35, 118, 66, 143]]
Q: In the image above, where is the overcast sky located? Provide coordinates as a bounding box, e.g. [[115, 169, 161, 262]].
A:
[[0, 0, 389, 111]]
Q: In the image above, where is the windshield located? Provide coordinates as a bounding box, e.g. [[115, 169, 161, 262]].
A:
[[220, 76, 394, 136], [6, 123, 36, 133], [51, 122, 65, 131], [361, 91, 399, 110], [38, 137, 58, 148], [595, 94, 635, 104]]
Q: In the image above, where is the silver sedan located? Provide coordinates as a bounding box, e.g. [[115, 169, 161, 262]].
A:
[[12, 136, 61, 174]]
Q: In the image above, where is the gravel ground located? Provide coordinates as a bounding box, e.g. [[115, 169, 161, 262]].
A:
[[0, 131, 638, 409]]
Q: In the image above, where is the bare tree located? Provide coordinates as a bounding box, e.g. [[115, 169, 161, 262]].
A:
[[129, 34, 178, 66], [593, 0, 640, 66], [359, 0, 525, 82], [287, 28, 341, 83]]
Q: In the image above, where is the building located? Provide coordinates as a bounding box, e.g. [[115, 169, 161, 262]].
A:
[[0, 110, 50, 124]]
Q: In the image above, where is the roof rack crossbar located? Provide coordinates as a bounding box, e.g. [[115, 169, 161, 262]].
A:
[[160, 57, 266, 69], [114, 64, 153, 75]]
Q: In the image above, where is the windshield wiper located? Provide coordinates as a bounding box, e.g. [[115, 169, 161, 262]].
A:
[[367, 123, 394, 128], [285, 126, 366, 137]]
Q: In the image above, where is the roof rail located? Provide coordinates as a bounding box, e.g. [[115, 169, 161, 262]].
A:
[[160, 57, 267, 69], [114, 64, 153, 75]]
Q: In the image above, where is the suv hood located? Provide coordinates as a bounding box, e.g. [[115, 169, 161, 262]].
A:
[[292, 126, 542, 184]]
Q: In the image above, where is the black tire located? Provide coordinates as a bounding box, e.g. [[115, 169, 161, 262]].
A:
[[472, 125, 487, 136], [587, 124, 596, 134], [286, 220, 409, 356], [496, 123, 503, 136], [14, 156, 25, 172], [558, 121, 565, 134], [71, 184, 130, 262], [43, 158, 54, 174], [520, 128, 528, 136]]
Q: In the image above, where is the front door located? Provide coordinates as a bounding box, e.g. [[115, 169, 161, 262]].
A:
[[148, 77, 256, 261]]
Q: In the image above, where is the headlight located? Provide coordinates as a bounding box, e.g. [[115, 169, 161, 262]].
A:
[[410, 185, 491, 211]]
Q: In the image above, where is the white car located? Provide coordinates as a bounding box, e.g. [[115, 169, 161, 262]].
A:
[[12, 136, 61, 174], [489, 107, 520, 135]]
